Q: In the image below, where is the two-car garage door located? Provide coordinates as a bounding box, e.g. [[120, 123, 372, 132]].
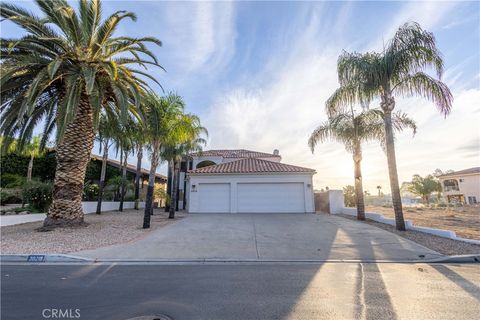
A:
[[197, 182, 305, 213]]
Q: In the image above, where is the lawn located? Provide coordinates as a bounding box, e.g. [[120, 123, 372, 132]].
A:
[[366, 205, 480, 240]]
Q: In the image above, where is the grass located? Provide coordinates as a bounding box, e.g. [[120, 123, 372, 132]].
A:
[[366, 205, 480, 240]]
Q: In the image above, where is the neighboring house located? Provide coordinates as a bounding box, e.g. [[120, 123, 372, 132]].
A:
[[169, 149, 316, 213], [90, 154, 167, 204], [438, 167, 480, 204]]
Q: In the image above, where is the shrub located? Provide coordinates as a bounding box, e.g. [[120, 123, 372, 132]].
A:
[[0, 173, 26, 188], [23, 180, 53, 212], [83, 182, 99, 201], [0, 190, 22, 205]]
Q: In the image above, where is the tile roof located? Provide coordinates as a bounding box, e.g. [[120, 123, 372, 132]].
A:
[[438, 167, 480, 177], [90, 154, 167, 181], [188, 158, 315, 174], [190, 149, 280, 159]]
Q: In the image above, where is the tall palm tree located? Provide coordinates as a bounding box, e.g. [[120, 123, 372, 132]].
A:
[[20, 136, 45, 182], [141, 92, 186, 228], [326, 22, 452, 230], [309, 108, 416, 220], [95, 114, 118, 214], [0, 0, 162, 228], [130, 120, 147, 209], [113, 119, 134, 212], [161, 116, 207, 219]]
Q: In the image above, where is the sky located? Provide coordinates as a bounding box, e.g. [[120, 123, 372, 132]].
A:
[[2, 0, 480, 194]]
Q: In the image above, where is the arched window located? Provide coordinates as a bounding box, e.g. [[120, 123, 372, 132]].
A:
[[443, 179, 459, 191], [196, 160, 216, 169]]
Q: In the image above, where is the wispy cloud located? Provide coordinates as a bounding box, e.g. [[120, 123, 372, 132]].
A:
[[161, 1, 236, 76], [202, 1, 479, 193]]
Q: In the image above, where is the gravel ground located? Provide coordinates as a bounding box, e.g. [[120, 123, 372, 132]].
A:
[[367, 205, 480, 240], [1, 209, 184, 255], [339, 214, 480, 256]]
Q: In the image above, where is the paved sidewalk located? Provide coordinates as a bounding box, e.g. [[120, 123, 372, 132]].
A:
[[75, 213, 442, 261]]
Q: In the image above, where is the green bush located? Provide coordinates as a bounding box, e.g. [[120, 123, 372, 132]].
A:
[[23, 180, 53, 212], [1, 173, 26, 188], [0, 190, 22, 205], [83, 182, 99, 201]]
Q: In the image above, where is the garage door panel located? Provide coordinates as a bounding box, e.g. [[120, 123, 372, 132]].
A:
[[198, 183, 230, 213], [237, 183, 305, 213]]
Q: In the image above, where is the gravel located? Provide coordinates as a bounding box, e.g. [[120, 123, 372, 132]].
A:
[[339, 214, 480, 256], [1, 209, 184, 255]]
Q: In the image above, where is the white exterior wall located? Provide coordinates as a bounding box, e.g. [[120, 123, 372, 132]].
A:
[[187, 174, 315, 213], [0, 201, 145, 227], [439, 173, 480, 203]]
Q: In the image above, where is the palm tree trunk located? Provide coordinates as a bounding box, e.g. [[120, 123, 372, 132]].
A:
[[119, 150, 128, 212], [383, 109, 406, 231], [134, 145, 143, 210], [27, 154, 34, 181], [43, 95, 94, 229], [168, 160, 180, 219], [353, 147, 365, 221], [143, 143, 160, 229], [96, 140, 109, 215]]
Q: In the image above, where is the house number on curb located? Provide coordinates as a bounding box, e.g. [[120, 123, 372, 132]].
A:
[[27, 255, 45, 262]]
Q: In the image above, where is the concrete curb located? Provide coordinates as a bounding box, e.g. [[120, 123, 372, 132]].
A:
[[0, 254, 93, 263], [1, 254, 478, 264]]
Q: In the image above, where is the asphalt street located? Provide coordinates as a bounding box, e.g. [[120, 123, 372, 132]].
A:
[[1, 262, 479, 320]]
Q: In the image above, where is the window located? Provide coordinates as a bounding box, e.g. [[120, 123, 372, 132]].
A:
[[196, 160, 216, 168], [468, 196, 477, 204], [443, 179, 459, 191]]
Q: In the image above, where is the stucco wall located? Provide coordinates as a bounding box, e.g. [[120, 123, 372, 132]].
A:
[[0, 201, 145, 227], [440, 173, 480, 202]]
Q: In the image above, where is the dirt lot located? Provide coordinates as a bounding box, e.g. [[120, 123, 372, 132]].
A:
[[1, 209, 184, 255], [366, 205, 480, 240]]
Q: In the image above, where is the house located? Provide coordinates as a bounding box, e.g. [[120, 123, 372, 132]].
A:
[[90, 154, 167, 204], [168, 149, 316, 213], [438, 167, 480, 204]]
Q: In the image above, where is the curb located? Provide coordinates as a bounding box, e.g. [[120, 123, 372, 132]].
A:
[[1, 254, 478, 264], [0, 254, 93, 263]]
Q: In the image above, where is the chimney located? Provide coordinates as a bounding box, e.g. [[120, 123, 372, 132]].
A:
[[273, 149, 279, 156]]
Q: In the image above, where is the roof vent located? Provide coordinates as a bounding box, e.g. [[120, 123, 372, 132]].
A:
[[273, 149, 279, 156]]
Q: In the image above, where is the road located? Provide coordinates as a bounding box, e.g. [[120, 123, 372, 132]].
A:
[[1, 262, 479, 320]]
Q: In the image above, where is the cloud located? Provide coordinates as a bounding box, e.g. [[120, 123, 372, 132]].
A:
[[367, 1, 460, 51], [161, 1, 236, 75], [202, 2, 479, 194]]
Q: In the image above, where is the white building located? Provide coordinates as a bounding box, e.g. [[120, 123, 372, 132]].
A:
[[438, 167, 480, 204], [169, 149, 316, 213]]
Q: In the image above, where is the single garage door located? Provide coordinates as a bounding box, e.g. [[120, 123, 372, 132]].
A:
[[198, 183, 230, 213], [237, 183, 305, 213]]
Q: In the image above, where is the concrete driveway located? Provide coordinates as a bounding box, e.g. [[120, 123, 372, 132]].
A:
[[75, 213, 442, 261]]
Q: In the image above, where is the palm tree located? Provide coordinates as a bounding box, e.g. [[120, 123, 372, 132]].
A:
[[113, 120, 134, 212], [326, 22, 452, 230], [0, 0, 162, 228], [141, 92, 186, 228], [161, 117, 207, 219], [377, 185, 382, 197], [309, 108, 416, 220], [95, 114, 118, 214], [130, 121, 147, 209], [23, 136, 45, 182]]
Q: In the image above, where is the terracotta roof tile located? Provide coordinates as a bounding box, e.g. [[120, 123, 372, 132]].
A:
[[188, 158, 315, 174], [438, 167, 480, 177], [190, 149, 280, 158]]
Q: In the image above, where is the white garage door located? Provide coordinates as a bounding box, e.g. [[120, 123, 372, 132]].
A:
[[237, 183, 305, 213], [198, 183, 230, 213]]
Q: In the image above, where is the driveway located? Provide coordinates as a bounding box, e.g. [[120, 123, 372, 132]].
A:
[[75, 213, 442, 261]]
